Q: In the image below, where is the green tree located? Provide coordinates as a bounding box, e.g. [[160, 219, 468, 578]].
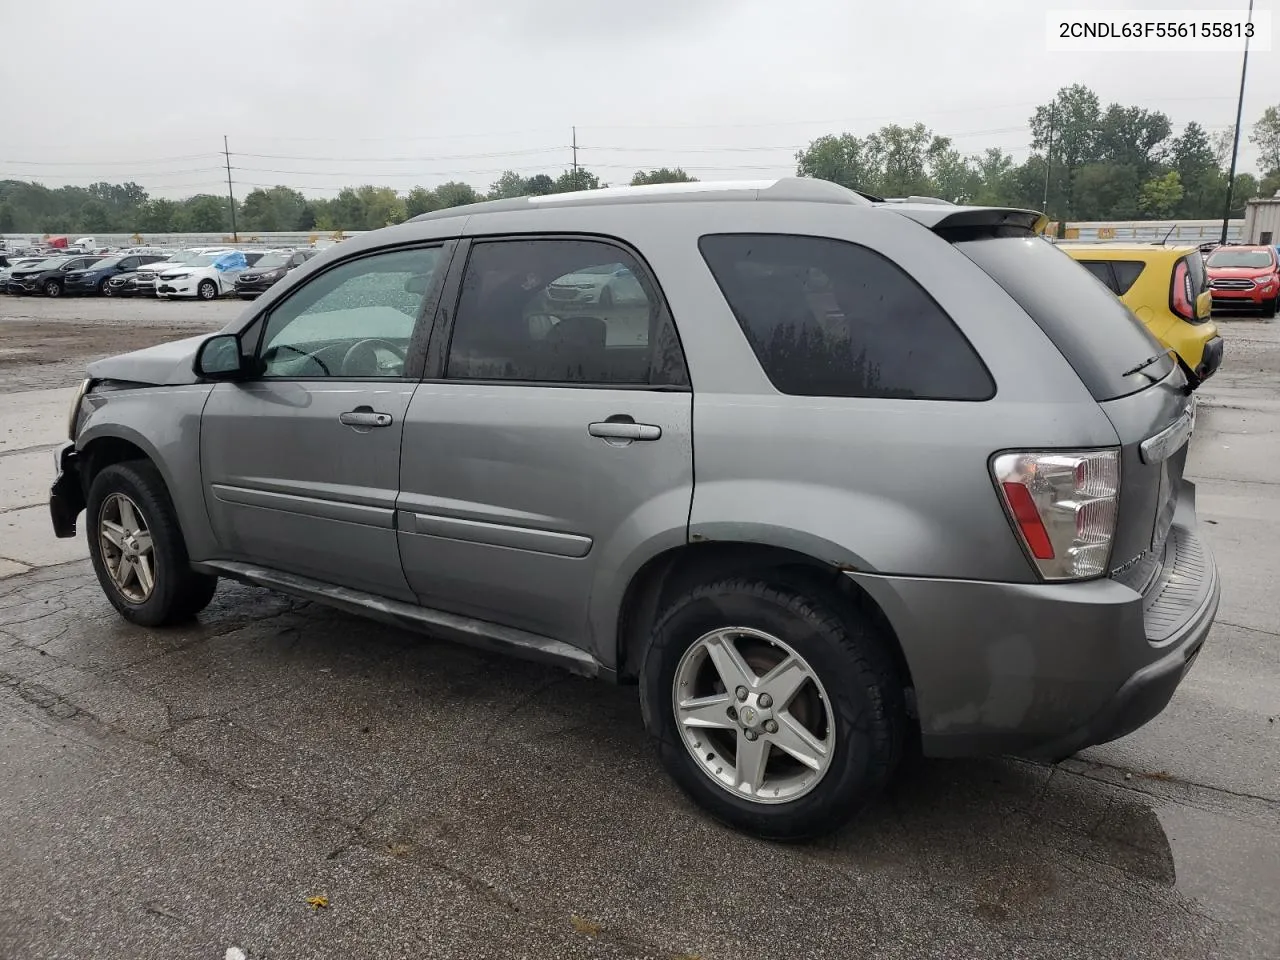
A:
[[1251, 105, 1280, 175], [865, 123, 942, 197], [138, 198, 178, 233], [631, 167, 698, 185], [79, 199, 113, 233], [1096, 105, 1171, 173], [1031, 84, 1103, 215], [1138, 171, 1184, 218], [1231, 173, 1259, 216], [1170, 122, 1222, 218], [179, 194, 230, 232], [553, 168, 602, 192], [435, 181, 481, 208], [404, 187, 441, 217], [971, 148, 1017, 206], [487, 170, 529, 199], [356, 185, 405, 228], [523, 174, 555, 195], [240, 186, 308, 231], [795, 133, 875, 192]]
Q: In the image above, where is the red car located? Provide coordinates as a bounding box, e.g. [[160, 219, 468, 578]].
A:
[[1206, 245, 1280, 316]]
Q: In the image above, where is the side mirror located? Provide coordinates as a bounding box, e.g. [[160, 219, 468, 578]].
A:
[[194, 334, 245, 380], [404, 274, 430, 294]]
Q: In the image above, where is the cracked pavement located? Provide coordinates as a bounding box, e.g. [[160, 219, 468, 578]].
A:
[[1, 301, 1278, 959]]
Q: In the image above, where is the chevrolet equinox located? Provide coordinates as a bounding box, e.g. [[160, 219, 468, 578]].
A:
[[50, 178, 1220, 838]]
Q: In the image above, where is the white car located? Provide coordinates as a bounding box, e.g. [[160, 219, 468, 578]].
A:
[[545, 262, 647, 309], [125, 248, 231, 297], [155, 250, 250, 300]]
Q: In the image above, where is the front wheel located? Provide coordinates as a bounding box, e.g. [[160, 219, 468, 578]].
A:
[[1263, 296, 1277, 318], [197, 279, 217, 300], [86, 461, 218, 626], [43, 280, 62, 297], [640, 577, 906, 840]]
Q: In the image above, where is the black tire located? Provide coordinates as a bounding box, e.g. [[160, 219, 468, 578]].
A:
[[197, 279, 217, 300], [96, 277, 110, 296], [86, 461, 218, 627], [43, 280, 62, 298], [1264, 297, 1277, 318], [640, 577, 906, 840], [103, 281, 115, 297]]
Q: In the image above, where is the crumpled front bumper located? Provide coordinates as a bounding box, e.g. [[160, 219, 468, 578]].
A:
[[49, 443, 85, 538]]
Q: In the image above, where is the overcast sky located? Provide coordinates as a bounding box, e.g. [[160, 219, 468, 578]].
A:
[[1, 0, 1274, 199]]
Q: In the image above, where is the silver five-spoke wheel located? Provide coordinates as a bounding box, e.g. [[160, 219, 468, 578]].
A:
[[98, 492, 155, 603], [673, 626, 834, 804]]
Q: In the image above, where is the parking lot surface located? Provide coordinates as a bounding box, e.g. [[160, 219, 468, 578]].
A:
[[1, 297, 1277, 959]]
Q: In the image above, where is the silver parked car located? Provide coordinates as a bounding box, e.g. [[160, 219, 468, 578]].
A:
[[50, 178, 1219, 838]]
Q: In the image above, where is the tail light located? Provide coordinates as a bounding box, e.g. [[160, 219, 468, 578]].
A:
[[1170, 259, 1195, 321], [992, 450, 1120, 580]]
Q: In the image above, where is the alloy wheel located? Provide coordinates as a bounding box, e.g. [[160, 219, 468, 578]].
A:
[[99, 492, 156, 603], [672, 627, 835, 804]]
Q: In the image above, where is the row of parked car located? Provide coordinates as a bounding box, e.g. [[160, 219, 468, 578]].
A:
[[0, 246, 319, 300]]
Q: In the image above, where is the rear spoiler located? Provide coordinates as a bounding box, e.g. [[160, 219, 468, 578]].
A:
[[880, 204, 1049, 241]]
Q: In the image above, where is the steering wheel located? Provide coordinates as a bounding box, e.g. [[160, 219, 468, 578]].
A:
[[271, 343, 330, 376], [342, 338, 407, 377]]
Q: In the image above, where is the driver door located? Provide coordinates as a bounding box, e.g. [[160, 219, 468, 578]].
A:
[[200, 243, 448, 600]]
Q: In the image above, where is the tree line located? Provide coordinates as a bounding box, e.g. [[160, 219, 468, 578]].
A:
[[4, 86, 1280, 235], [0, 167, 694, 236]]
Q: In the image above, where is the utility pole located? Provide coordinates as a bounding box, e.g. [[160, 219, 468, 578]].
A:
[[571, 126, 579, 189], [223, 135, 238, 242], [1221, 0, 1254, 245], [1043, 102, 1055, 214]]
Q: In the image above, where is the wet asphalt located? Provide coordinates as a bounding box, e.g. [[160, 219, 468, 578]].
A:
[[0, 299, 1277, 959]]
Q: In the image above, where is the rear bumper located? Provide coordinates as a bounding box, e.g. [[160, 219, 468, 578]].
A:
[[848, 480, 1218, 759], [1194, 335, 1224, 382], [49, 443, 85, 538]]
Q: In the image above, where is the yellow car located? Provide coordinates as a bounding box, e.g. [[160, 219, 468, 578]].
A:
[[1060, 243, 1223, 386]]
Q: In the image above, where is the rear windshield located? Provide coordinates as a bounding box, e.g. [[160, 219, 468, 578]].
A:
[[956, 236, 1173, 400]]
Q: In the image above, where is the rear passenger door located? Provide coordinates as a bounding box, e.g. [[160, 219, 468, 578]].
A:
[[396, 236, 694, 654]]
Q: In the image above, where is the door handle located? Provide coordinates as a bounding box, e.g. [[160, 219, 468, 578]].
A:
[[588, 420, 661, 442], [339, 408, 393, 428]]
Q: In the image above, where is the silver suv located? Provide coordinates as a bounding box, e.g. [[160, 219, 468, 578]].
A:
[[50, 179, 1219, 838]]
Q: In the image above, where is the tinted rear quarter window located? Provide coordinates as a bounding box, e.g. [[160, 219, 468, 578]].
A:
[[956, 237, 1172, 401], [1112, 260, 1146, 295], [1079, 260, 1117, 291], [699, 234, 994, 400]]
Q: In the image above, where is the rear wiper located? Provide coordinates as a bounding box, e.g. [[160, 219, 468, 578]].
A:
[[1122, 353, 1166, 381]]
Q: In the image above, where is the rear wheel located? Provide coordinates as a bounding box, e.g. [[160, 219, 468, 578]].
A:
[[640, 577, 906, 840], [197, 279, 217, 300], [86, 461, 218, 626], [43, 280, 62, 297]]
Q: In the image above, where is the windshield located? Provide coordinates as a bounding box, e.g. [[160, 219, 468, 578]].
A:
[[187, 255, 218, 267], [253, 252, 289, 269], [1207, 249, 1274, 269], [956, 235, 1174, 401], [29, 258, 69, 270], [84, 256, 123, 271]]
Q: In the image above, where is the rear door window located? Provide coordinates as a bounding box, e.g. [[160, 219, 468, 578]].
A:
[[957, 236, 1172, 401], [699, 233, 993, 400]]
